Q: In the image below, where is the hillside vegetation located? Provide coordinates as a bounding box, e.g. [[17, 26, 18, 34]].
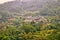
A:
[[0, 0, 60, 40]]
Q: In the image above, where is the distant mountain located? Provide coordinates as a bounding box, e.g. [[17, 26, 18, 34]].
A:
[[0, 0, 60, 23], [0, 0, 56, 13]]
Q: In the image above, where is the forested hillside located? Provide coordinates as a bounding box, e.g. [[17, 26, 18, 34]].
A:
[[0, 0, 60, 40]]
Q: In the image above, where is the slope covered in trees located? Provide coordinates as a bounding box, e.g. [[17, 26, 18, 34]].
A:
[[0, 0, 60, 40]]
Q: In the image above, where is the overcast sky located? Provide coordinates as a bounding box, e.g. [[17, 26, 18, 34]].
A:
[[0, 0, 14, 4]]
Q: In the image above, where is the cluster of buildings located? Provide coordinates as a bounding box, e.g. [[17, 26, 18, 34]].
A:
[[23, 16, 47, 23]]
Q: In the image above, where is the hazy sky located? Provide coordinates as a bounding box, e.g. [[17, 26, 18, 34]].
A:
[[0, 0, 14, 4], [0, 0, 33, 4]]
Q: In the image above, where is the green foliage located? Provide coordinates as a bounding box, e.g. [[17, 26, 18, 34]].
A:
[[0, 0, 60, 40], [0, 21, 60, 40]]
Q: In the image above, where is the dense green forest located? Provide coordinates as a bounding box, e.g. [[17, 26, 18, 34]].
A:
[[0, 0, 60, 40], [0, 18, 60, 40]]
